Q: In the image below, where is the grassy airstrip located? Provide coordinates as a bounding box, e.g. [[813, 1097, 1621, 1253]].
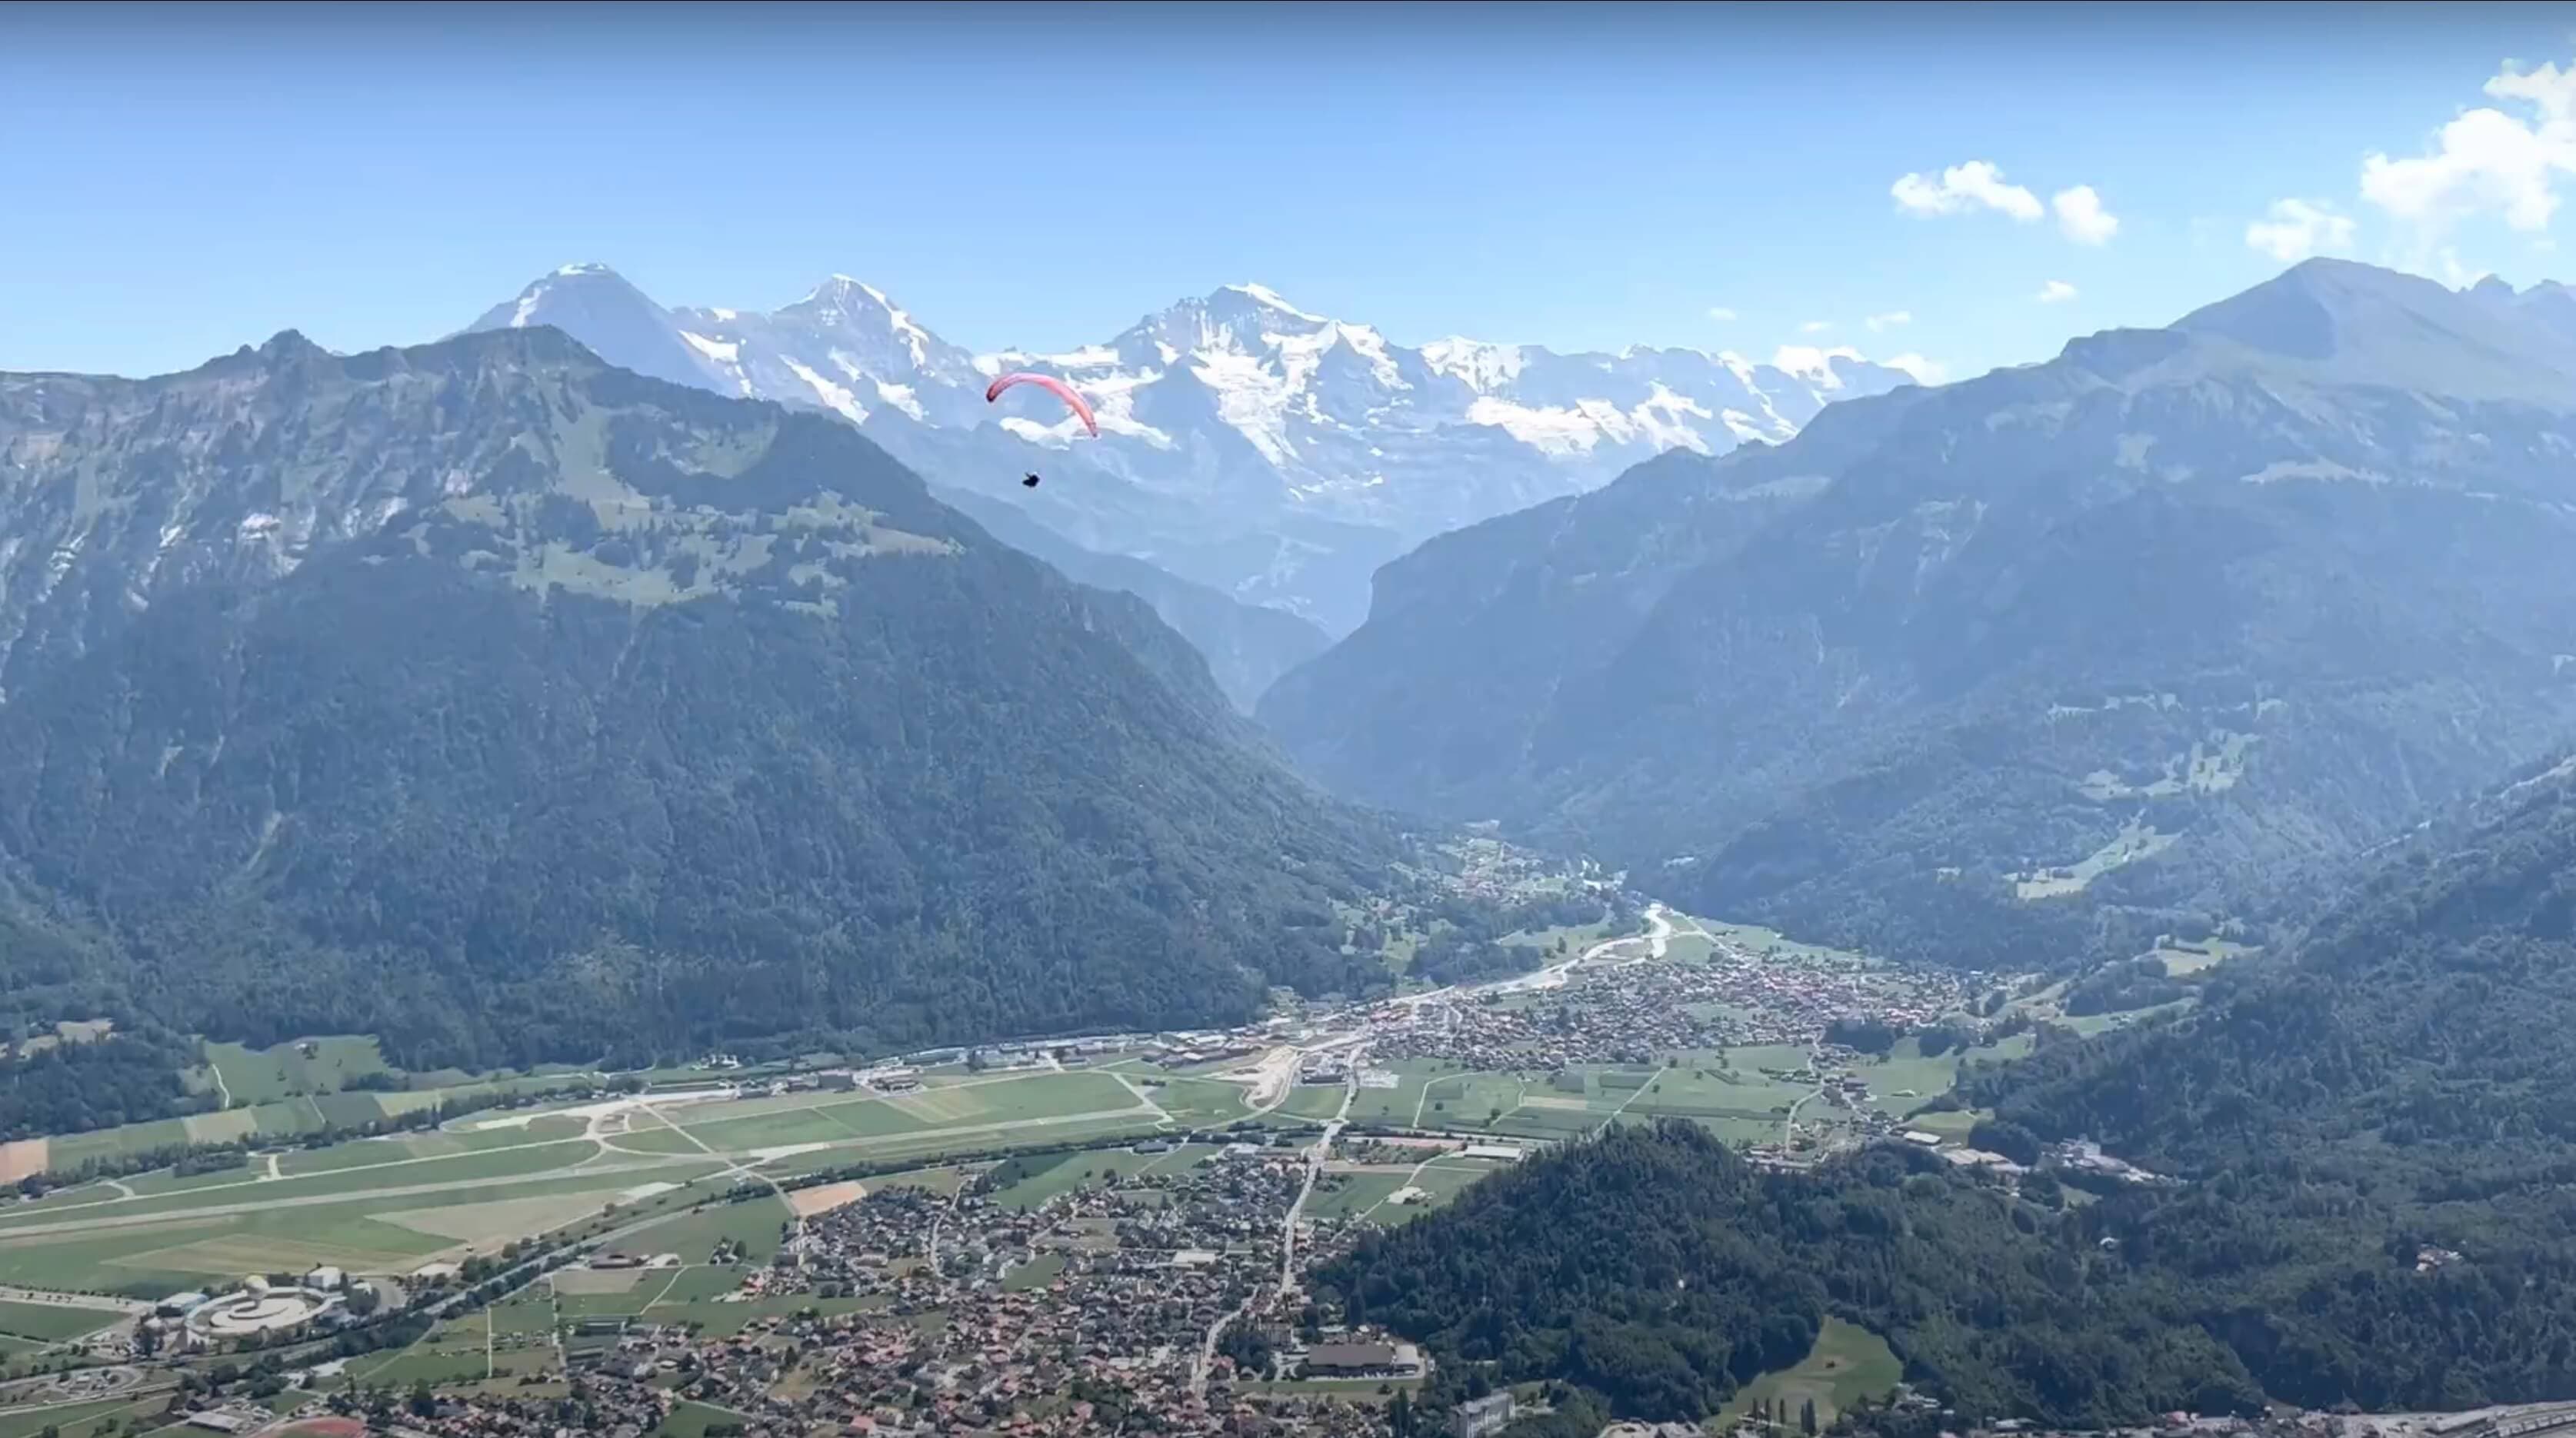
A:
[[0, 1065, 1239, 1301]]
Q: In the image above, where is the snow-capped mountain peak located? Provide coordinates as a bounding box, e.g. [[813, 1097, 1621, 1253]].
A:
[[1220, 282, 1326, 322], [464, 265, 1919, 630]]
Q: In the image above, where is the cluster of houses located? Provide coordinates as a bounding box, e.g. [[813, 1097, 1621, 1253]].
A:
[[401, 1142, 1437, 1438], [1370, 934, 1982, 1078]]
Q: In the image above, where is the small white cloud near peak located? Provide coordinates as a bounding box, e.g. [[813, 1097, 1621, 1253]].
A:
[[2440, 248, 2494, 288], [1799, 319, 1834, 334], [2036, 279, 2078, 304], [2244, 199, 2358, 262], [1865, 310, 1912, 332], [1769, 344, 1868, 388], [1225, 283, 1326, 321], [1883, 352, 1948, 384], [2052, 185, 2120, 245], [1891, 160, 2044, 221], [1707, 306, 1739, 322], [2361, 57, 2576, 241]]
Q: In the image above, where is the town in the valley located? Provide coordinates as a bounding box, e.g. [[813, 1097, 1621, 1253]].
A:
[[0, 854, 2203, 1438]]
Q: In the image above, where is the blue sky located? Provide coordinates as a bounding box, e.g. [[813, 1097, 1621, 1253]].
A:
[[6, 2, 2576, 383]]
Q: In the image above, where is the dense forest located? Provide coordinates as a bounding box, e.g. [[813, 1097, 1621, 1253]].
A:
[[0, 1026, 204, 1140], [1953, 757, 2576, 1411], [0, 330, 1432, 1082], [1321, 1123, 2264, 1429], [1343, 758, 2576, 1428]]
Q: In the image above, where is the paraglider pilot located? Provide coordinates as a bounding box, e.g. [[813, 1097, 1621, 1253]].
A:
[[1023, 473, 1041, 488]]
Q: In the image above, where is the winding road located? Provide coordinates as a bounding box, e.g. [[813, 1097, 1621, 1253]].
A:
[[1188, 1052, 1361, 1396]]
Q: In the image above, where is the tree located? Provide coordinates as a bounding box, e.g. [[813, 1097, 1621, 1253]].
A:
[[1801, 1398, 1818, 1435], [1390, 1388, 1416, 1438]]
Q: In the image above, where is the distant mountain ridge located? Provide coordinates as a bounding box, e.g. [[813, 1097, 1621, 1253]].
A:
[[1261, 258, 2576, 970], [0, 327, 1402, 1069], [463, 265, 1917, 633]]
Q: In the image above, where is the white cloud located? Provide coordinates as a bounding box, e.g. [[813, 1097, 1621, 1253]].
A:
[[2036, 280, 2078, 304], [1891, 161, 2044, 221], [2438, 248, 2493, 288], [1799, 320, 1833, 334], [1707, 306, 1738, 322], [2244, 198, 2358, 262], [1865, 311, 1912, 332], [1767, 344, 1863, 387], [2361, 59, 2576, 241], [2051, 185, 2120, 245], [1883, 353, 1948, 384]]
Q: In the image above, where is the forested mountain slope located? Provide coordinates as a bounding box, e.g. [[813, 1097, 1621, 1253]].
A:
[[0, 328, 1403, 1071], [1934, 748, 2576, 1411], [1265, 260, 2576, 970], [1322, 1123, 2263, 1430]]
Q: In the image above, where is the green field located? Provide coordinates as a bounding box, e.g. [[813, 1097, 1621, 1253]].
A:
[[1418, 1072, 1526, 1129], [1140, 1077, 1254, 1127], [281, 1119, 591, 1176], [667, 1070, 1148, 1154], [0, 1162, 728, 1298], [0, 1298, 123, 1341], [617, 1195, 793, 1265], [983, 1145, 1211, 1210], [354, 1320, 497, 1388], [1001, 1252, 1066, 1291], [1278, 1086, 1349, 1122], [199, 1036, 396, 1107], [647, 1266, 755, 1303], [0, 1396, 170, 1438], [1715, 1318, 1902, 1429], [1698, 918, 1867, 967], [0, 1140, 623, 1232], [658, 1400, 755, 1438], [1306, 1172, 1408, 1220], [5, 1060, 1330, 1300], [492, 1290, 558, 1337], [644, 1291, 880, 1340], [1394, 1163, 1494, 1217]]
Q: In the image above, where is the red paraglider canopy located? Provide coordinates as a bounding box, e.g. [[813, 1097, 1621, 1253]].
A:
[[984, 371, 1100, 438]]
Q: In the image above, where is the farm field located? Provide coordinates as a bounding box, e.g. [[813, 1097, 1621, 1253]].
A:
[[0, 1153, 734, 1297], [198, 1036, 395, 1106], [0, 1396, 170, 1438], [1715, 1318, 1903, 1429], [658, 1400, 755, 1438], [981, 1144, 1214, 1210], [1278, 1085, 1349, 1122], [1351, 1020, 2024, 1153], [0, 1297, 122, 1341], [0, 1057, 1230, 1296]]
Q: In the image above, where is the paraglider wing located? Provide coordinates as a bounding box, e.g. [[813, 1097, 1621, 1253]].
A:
[[984, 371, 1100, 439]]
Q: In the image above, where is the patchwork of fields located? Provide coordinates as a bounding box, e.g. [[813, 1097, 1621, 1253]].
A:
[[0, 894, 2062, 1438], [0, 1067, 1226, 1301]]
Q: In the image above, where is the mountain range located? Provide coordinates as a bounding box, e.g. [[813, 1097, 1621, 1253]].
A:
[[1261, 258, 2576, 971], [0, 327, 1407, 1070], [1347, 748, 2576, 1426], [462, 264, 1917, 637]]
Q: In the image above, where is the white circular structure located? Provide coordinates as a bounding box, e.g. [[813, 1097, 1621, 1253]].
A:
[[191, 1287, 334, 1338]]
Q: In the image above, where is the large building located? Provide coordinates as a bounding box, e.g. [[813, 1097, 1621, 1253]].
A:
[[1453, 1392, 1516, 1438], [1298, 1341, 1425, 1379]]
